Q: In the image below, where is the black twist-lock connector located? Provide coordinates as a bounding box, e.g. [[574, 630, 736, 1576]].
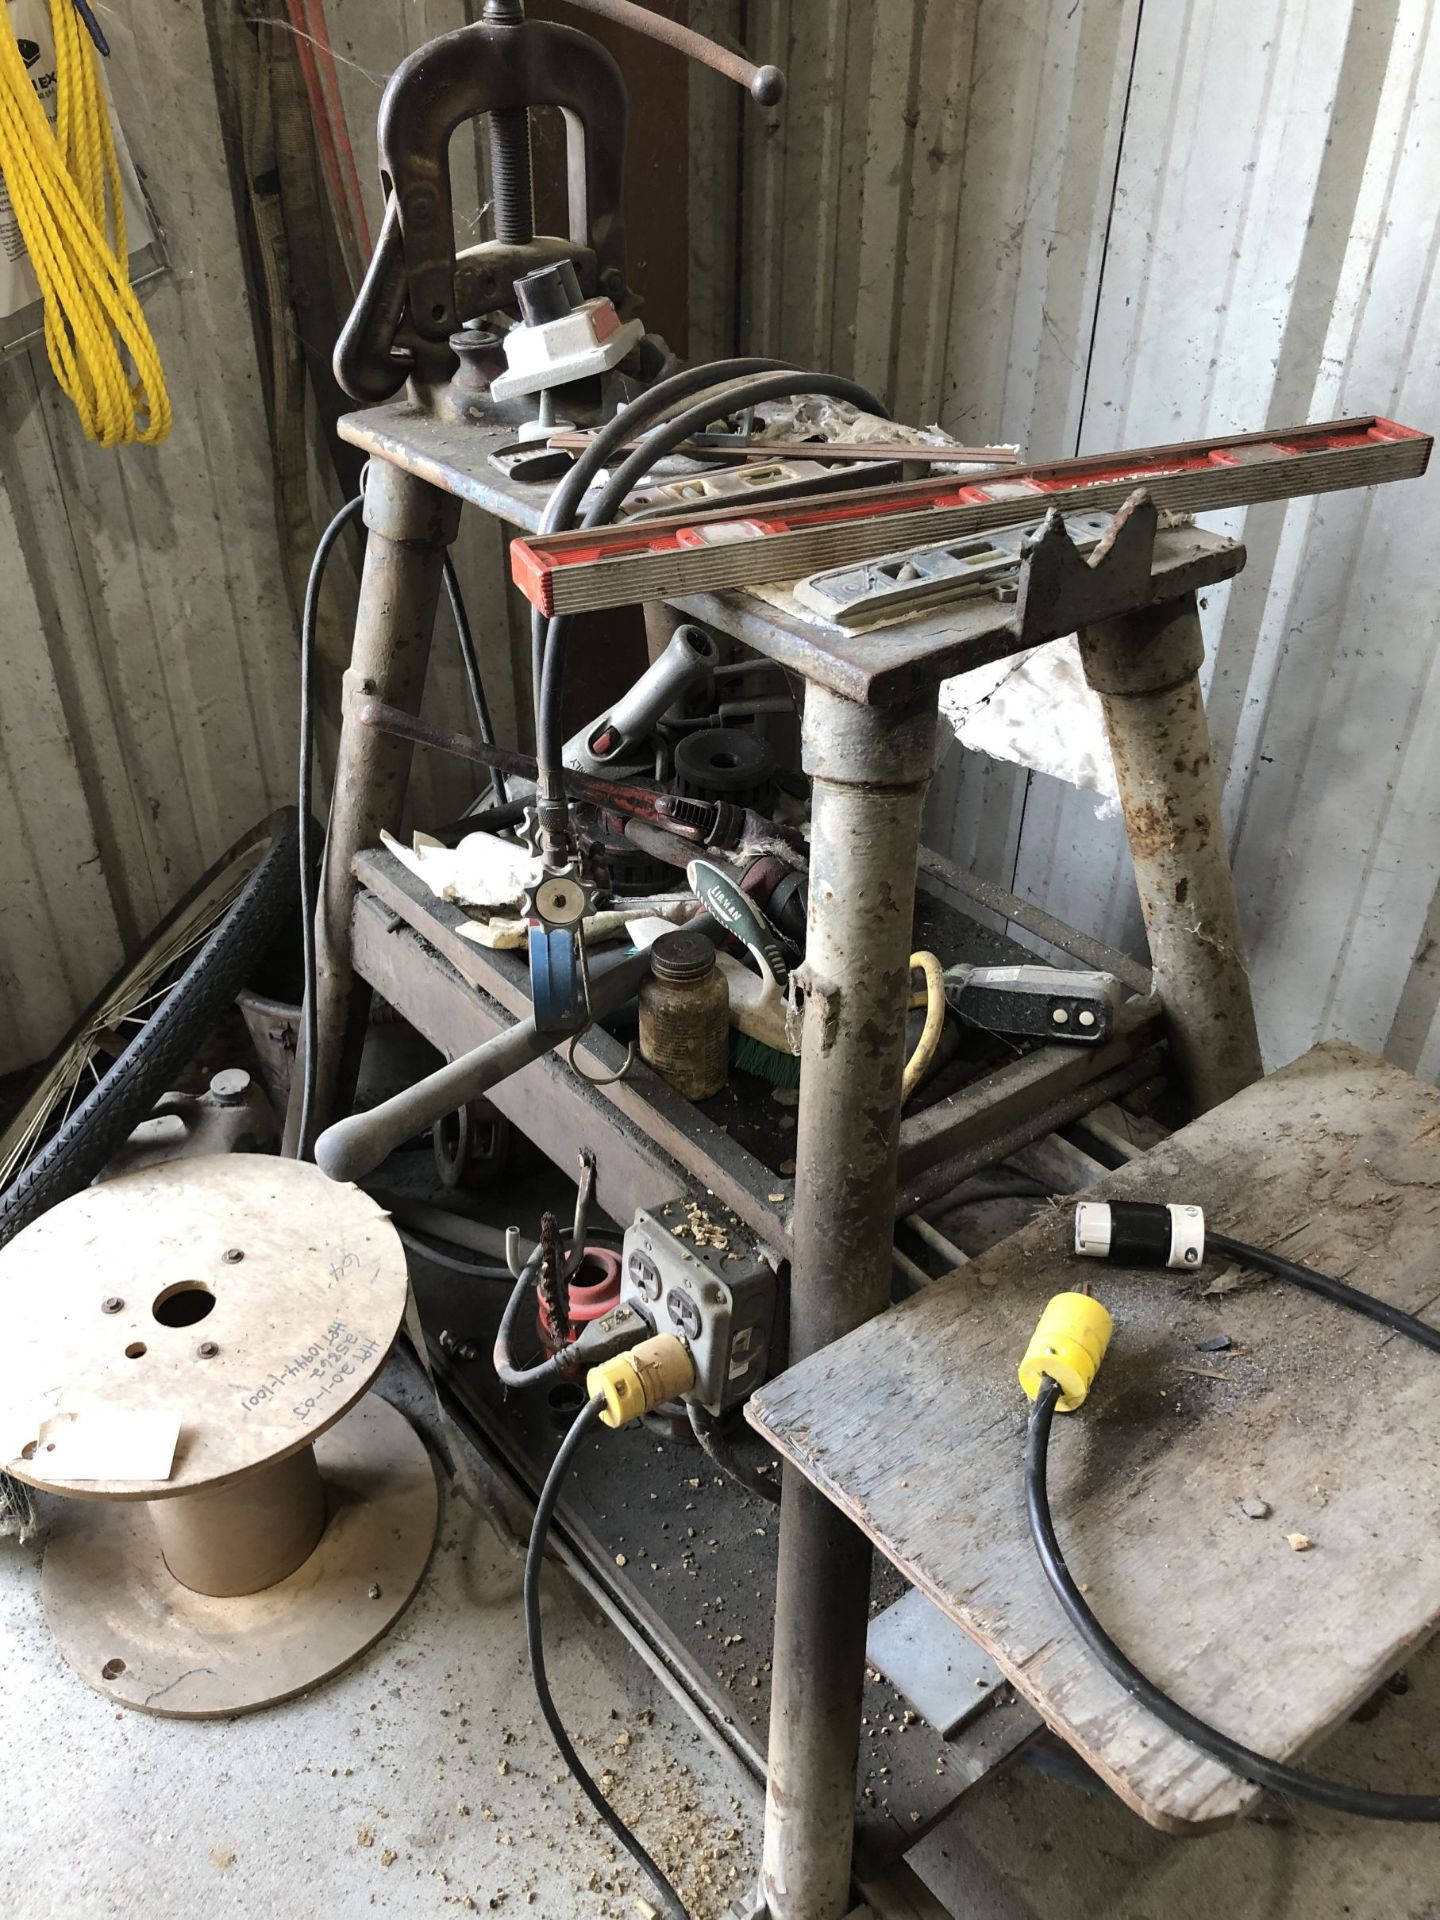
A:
[[1073, 1200, 1206, 1270]]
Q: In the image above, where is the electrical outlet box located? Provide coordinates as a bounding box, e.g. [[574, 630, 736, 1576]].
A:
[[621, 1200, 778, 1416]]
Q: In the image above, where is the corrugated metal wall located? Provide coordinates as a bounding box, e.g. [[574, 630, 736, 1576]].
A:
[[725, 0, 1440, 1081], [0, 0, 512, 1077], [0, 4, 299, 1075]]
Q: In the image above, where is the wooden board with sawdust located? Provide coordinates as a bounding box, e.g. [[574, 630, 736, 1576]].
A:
[[748, 1042, 1440, 1832]]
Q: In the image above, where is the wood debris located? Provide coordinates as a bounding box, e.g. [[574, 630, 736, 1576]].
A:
[[670, 1201, 730, 1251]]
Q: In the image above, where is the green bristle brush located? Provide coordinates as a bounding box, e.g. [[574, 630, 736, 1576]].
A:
[[687, 857, 802, 1090]]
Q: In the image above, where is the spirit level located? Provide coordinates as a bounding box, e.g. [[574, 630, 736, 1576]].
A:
[[510, 415, 1430, 617]]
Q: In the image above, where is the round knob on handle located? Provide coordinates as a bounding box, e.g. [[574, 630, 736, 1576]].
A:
[[751, 64, 785, 106]]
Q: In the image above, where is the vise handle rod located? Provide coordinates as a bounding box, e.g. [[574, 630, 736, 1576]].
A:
[[559, 0, 784, 103], [314, 944, 653, 1184]]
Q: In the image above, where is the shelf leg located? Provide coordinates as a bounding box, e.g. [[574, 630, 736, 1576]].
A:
[[1078, 593, 1263, 1113], [760, 684, 937, 1920], [290, 460, 461, 1153]]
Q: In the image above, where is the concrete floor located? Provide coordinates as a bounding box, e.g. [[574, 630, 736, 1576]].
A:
[[5, 1354, 1440, 1920], [0, 1355, 760, 1920]]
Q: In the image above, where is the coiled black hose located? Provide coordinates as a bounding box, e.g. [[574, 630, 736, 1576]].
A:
[[528, 356, 797, 728], [531, 364, 888, 811]]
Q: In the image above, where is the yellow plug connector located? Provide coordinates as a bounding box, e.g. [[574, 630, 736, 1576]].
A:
[[587, 1334, 697, 1429], [1018, 1292, 1113, 1411]]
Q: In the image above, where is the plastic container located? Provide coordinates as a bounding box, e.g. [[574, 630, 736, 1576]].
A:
[[638, 930, 729, 1101]]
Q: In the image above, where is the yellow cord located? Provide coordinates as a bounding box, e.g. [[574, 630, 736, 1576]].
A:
[[0, 1, 170, 445], [902, 951, 946, 1104]]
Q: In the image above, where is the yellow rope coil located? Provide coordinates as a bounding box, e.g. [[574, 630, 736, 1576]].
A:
[[0, 1, 170, 445]]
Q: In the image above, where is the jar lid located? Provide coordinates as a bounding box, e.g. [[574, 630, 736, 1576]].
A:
[[650, 930, 718, 984]]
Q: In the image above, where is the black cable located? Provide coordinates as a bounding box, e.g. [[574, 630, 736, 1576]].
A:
[[296, 491, 366, 1160], [945, 1178, 1049, 1205], [494, 1244, 567, 1389], [395, 1226, 512, 1279], [687, 1401, 780, 1505], [578, 372, 887, 533], [535, 370, 887, 783], [1207, 1232, 1440, 1355], [526, 1394, 691, 1920], [528, 356, 796, 727], [444, 552, 507, 806], [539, 359, 795, 539], [1026, 1231, 1440, 1821]]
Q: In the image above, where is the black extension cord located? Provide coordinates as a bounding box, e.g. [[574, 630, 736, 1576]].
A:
[[444, 551, 506, 806], [1027, 1233, 1440, 1821], [526, 1394, 692, 1919], [531, 363, 888, 793]]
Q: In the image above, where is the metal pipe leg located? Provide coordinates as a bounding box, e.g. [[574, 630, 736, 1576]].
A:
[[1078, 593, 1263, 1113], [760, 686, 937, 1920], [290, 461, 462, 1152]]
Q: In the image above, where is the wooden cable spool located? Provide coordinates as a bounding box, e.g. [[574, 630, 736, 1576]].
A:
[[0, 1154, 438, 1717]]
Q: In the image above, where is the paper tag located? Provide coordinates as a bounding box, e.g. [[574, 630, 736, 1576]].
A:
[[25, 1408, 181, 1482]]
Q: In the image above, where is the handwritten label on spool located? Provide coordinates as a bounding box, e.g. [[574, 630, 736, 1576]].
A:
[[236, 1317, 381, 1425]]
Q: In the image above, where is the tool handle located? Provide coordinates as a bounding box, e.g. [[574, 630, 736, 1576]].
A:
[[559, 0, 784, 103], [943, 963, 1122, 1044], [314, 947, 651, 1183], [687, 858, 789, 989]]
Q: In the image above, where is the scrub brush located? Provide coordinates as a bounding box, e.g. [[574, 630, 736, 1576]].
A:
[[687, 858, 801, 1089]]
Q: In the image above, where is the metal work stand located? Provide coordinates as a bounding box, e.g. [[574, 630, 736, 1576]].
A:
[[306, 402, 1264, 1918]]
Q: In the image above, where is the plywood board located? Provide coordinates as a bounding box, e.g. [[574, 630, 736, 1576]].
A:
[[750, 1042, 1440, 1832]]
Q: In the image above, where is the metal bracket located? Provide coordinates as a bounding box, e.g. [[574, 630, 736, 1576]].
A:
[[334, 18, 631, 401], [1010, 487, 1158, 648]]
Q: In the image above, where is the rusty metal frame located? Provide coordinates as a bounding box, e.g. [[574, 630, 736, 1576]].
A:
[[336, 16, 631, 401], [317, 402, 1264, 1920], [351, 844, 1158, 1254]]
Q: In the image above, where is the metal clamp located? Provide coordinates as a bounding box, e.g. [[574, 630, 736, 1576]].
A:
[[336, 16, 631, 400], [336, 4, 786, 404], [1010, 489, 1159, 648]]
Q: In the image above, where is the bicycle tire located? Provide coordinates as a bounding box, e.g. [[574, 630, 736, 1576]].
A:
[[0, 808, 302, 1247]]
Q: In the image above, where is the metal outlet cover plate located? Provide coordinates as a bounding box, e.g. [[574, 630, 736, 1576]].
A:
[[622, 1200, 777, 1415]]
